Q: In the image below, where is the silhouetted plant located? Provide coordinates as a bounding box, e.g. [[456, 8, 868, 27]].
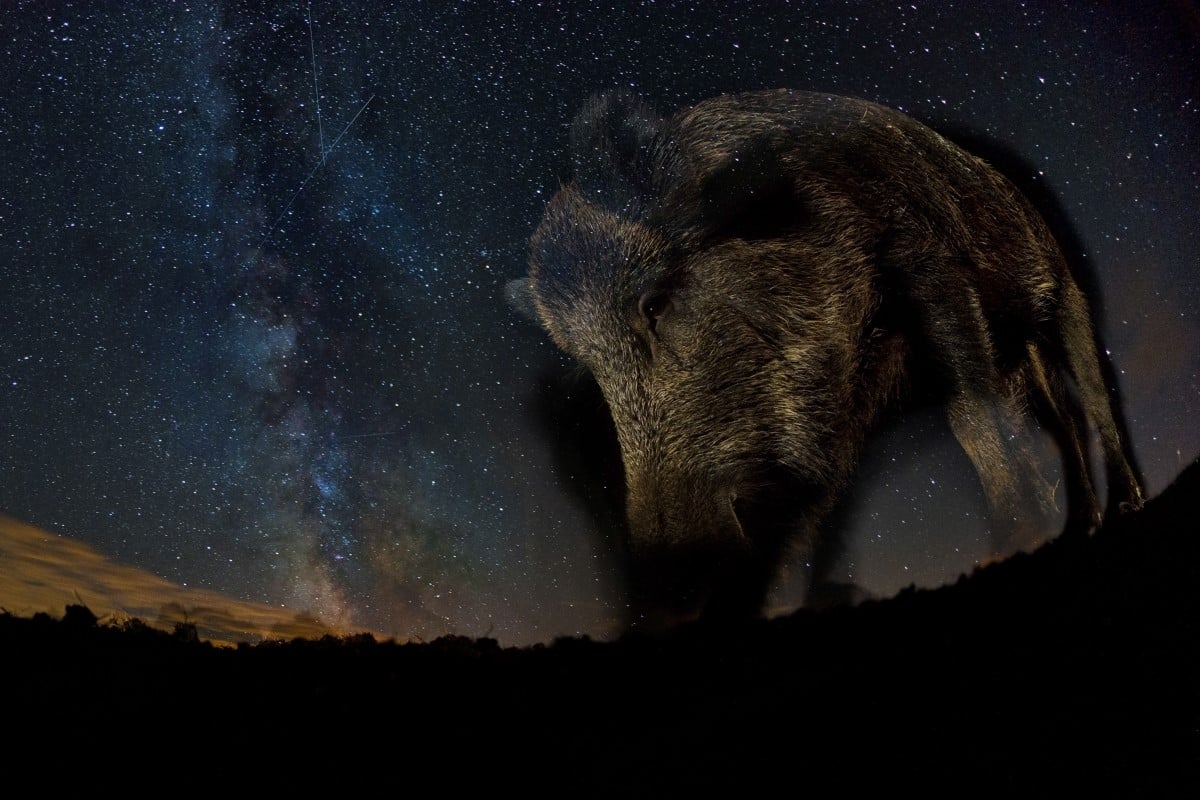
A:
[[173, 620, 199, 643], [62, 603, 98, 630]]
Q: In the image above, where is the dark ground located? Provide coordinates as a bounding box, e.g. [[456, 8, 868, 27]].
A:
[[3, 459, 1197, 795]]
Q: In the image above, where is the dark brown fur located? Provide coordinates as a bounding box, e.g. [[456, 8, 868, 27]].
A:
[[508, 89, 1144, 625]]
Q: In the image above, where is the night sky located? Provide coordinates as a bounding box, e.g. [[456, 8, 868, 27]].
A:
[[2, 1, 1196, 646]]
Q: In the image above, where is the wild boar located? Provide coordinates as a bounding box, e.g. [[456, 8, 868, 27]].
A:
[[506, 89, 1144, 626]]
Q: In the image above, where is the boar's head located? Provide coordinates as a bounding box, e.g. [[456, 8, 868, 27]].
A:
[[507, 90, 910, 624]]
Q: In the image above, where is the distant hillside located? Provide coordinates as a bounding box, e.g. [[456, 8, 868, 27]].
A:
[[2, 457, 1197, 794], [0, 513, 388, 645]]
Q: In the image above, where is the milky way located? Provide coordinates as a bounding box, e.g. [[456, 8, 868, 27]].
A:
[[2, 1, 1196, 645]]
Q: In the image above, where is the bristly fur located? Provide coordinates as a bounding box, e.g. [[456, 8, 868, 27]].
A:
[[569, 90, 666, 220], [516, 88, 1146, 626]]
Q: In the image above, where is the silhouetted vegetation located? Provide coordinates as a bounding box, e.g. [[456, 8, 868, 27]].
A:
[[3, 458, 1197, 794]]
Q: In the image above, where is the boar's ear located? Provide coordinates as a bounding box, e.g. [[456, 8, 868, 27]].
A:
[[504, 277, 541, 324], [570, 90, 665, 215], [690, 132, 804, 240]]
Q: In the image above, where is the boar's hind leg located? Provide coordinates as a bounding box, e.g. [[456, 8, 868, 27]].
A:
[[1024, 341, 1103, 535], [1056, 278, 1145, 517], [945, 389, 1052, 553], [906, 263, 1054, 552]]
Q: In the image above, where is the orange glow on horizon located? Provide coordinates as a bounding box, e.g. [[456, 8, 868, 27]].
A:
[[0, 514, 389, 647]]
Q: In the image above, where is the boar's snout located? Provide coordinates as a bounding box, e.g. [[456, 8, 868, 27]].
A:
[[624, 485, 765, 622], [626, 483, 747, 547]]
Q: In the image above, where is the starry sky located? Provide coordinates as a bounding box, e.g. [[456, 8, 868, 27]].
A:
[[2, 1, 1196, 646]]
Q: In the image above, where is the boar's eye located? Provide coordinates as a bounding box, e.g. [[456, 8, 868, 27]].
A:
[[638, 290, 673, 335]]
